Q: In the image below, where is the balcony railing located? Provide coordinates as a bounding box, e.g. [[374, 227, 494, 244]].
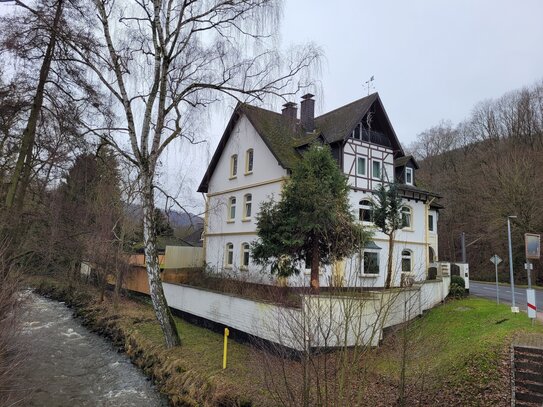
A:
[[360, 129, 392, 147]]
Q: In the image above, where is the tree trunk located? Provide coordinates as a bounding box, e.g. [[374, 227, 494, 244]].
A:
[[5, 0, 64, 210], [310, 237, 320, 293], [141, 173, 181, 348], [385, 232, 395, 289], [113, 227, 125, 309]]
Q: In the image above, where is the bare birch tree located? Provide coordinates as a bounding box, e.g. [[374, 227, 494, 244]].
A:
[[67, 0, 320, 347]]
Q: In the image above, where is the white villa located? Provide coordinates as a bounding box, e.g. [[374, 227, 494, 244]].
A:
[[198, 93, 442, 288]]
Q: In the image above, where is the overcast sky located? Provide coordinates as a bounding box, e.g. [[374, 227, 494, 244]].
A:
[[165, 0, 543, 211]]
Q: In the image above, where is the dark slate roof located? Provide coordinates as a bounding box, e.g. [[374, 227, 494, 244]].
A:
[[315, 93, 379, 143], [198, 93, 406, 193], [242, 104, 320, 169], [197, 103, 320, 192], [181, 226, 204, 247], [394, 155, 420, 169], [398, 184, 443, 209]]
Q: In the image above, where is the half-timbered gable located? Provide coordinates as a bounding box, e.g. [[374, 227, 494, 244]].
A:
[[198, 92, 443, 288]]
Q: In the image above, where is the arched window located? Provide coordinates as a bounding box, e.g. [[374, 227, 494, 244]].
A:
[[225, 242, 234, 267], [245, 149, 254, 174], [429, 246, 436, 263], [359, 199, 373, 222], [401, 206, 412, 228], [228, 197, 236, 220], [241, 243, 250, 269], [243, 194, 252, 219], [230, 154, 238, 177], [401, 250, 412, 272]]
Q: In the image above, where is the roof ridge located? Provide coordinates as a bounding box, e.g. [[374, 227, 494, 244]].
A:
[[315, 92, 378, 120], [240, 103, 284, 118]]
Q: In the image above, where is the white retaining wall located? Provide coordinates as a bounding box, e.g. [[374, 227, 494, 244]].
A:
[[163, 277, 451, 351]]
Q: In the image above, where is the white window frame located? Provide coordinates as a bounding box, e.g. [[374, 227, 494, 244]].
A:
[[401, 206, 412, 229], [428, 214, 434, 232], [245, 149, 254, 174], [401, 249, 413, 273], [361, 250, 380, 276], [405, 167, 413, 185], [230, 154, 238, 178], [357, 157, 366, 176], [359, 199, 373, 223], [243, 194, 252, 220], [240, 242, 250, 270], [227, 196, 236, 221], [372, 160, 382, 180], [225, 242, 234, 268]]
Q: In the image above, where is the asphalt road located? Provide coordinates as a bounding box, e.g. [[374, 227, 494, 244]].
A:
[[469, 281, 543, 312]]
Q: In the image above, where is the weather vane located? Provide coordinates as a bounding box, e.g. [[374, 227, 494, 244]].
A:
[[364, 76, 375, 95]]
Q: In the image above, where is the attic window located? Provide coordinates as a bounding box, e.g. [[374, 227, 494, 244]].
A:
[[405, 167, 413, 185], [245, 149, 253, 174], [230, 154, 238, 178]]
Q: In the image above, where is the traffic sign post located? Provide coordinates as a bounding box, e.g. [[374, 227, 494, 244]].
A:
[[524, 234, 540, 323], [490, 254, 502, 305], [527, 289, 537, 319]]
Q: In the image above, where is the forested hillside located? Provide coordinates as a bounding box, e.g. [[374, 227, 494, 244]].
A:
[[410, 81, 543, 284]]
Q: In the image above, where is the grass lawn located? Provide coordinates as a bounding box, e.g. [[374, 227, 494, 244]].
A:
[[31, 277, 543, 406], [374, 296, 543, 405]]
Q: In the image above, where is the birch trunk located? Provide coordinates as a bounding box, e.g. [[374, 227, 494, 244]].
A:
[[141, 173, 181, 348]]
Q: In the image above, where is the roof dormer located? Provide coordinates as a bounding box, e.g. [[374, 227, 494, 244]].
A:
[[394, 155, 419, 186]]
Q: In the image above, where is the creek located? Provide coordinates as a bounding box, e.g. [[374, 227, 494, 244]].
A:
[[11, 291, 168, 406]]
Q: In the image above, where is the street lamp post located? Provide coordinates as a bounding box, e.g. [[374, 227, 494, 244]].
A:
[[507, 215, 518, 313]]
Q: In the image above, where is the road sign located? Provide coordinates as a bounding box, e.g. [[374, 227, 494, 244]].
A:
[[525, 233, 541, 260], [490, 255, 502, 304], [527, 289, 537, 319], [490, 255, 502, 265]]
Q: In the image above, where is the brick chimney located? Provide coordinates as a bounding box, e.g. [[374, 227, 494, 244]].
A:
[[300, 93, 315, 132], [281, 102, 297, 121]]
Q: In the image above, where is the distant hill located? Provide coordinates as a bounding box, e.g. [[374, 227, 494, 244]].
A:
[[167, 210, 203, 229], [125, 204, 203, 229]]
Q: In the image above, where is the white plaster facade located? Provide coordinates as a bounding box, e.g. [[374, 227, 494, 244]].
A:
[[200, 95, 442, 288], [204, 115, 286, 283]]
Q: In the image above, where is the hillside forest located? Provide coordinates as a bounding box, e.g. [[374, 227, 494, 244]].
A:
[[410, 80, 543, 285]]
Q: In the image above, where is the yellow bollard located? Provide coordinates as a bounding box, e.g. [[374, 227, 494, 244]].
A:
[[223, 327, 229, 369]]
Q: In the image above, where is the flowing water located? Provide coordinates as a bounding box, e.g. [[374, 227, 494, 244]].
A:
[[11, 292, 168, 407]]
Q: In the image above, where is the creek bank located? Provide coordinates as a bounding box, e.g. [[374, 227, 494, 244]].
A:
[[32, 278, 255, 407]]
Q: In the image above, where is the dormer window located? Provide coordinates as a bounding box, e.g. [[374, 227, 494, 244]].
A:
[[230, 154, 238, 178], [405, 167, 413, 185]]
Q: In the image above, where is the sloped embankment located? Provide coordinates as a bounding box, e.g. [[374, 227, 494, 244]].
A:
[[33, 279, 260, 407]]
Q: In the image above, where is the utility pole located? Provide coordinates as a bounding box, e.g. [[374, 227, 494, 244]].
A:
[[461, 232, 466, 263]]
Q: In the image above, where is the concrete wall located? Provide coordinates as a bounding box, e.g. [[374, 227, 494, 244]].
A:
[[161, 277, 452, 351], [163, 282, 303, 350]]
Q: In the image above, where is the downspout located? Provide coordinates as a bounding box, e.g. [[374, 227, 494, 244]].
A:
[[425, 197, 437, 275], [201, 192, 209, 269]]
